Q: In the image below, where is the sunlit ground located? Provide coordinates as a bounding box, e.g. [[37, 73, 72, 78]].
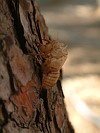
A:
[[40, 0, 100, 132], [62, 75, 100, 133]]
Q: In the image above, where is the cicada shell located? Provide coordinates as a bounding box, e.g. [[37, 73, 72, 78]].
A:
[[42, 71, 60, 89], [40, 40, 68, 88]]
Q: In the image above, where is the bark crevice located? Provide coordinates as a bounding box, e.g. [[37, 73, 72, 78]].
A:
[[40, 89, 51, 121], [6, 62, 16, 94], [31, 0, 42, 43], [8, 0, 28, 54], [0, 99, 8, 131]]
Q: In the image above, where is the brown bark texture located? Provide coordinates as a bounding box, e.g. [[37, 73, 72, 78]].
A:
[[0, 0, 74, 133]]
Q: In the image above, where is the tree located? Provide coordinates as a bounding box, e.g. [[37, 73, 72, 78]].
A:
[[0, 0, 74, 132]]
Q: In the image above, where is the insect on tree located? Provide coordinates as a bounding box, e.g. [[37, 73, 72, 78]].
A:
[[39, 40, 68, 89]]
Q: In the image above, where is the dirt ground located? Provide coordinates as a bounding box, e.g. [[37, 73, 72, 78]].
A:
[[40, 0, 100, 132]]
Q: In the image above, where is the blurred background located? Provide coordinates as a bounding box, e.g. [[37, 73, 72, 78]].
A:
[[38, 0, 100, 133]]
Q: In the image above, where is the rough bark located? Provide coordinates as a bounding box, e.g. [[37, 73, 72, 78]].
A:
[[0, 0, 74, 133]]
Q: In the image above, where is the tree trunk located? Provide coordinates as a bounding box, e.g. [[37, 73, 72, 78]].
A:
[[0, 0, 74, 133]]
